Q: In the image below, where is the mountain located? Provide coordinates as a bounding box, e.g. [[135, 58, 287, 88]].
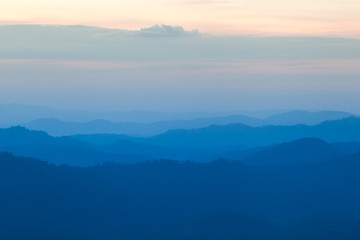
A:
[[0, 126, 151, 166], [72, 133, 137, 145], [0, 126, 245, 163], [332, 141, 360, 154], [1, 103, 269, 126], [242, 138, 343, 166], [217, 146, 267, 161], [24, 118, 146, 136], [0, 125, 55, 145], [0, 103, 98, 124], [22, 115, 260, 137], [100, 140, 247, 162], [21, 110, 354, 137], [2, 117, 360, 166], [2, 152, 360, 239], [144, 117, 360, 148], [0, 126, 238, 164], [262, 110, 353, 126]]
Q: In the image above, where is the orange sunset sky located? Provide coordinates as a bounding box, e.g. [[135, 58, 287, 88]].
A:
[[2, 0, 360, 37]]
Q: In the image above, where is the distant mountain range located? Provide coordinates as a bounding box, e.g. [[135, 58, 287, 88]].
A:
[[2, 118, 360, 166], [0, 103, 284, 125], [18, 110, 354, 136], [142, 117, 360, 148], [0, 127, 152, 166], [2, 112, 360, 239], [0, 126, 247, 165]]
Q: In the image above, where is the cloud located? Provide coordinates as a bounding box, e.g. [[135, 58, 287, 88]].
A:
[[93, 24, 200, 39], [137, 24, 199, 37], [0, 24, 360, 61]]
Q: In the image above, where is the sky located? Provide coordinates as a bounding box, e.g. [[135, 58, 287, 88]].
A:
[[1, 1, 360, 113], [2, 0, 360, 37]]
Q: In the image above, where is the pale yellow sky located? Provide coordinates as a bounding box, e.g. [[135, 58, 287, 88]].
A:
[[1, 0, 360, 36]]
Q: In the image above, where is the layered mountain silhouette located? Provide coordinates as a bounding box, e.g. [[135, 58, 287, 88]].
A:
[[144, 117, 360, 148], [1, 152, 360, 240], [0, 126, 151, 166], [0, 126, 245, 164], [262, 110, 353, 126], [242, 138, 343, 166], [2, 109, 360, 239], [1, 120, 360, 166], [2, 103, 267, 125], [5, 109, 353, 136], [22, 115, 259, 136]]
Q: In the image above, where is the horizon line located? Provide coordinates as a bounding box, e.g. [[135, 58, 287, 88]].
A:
[[1, 23, 360, 39]]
